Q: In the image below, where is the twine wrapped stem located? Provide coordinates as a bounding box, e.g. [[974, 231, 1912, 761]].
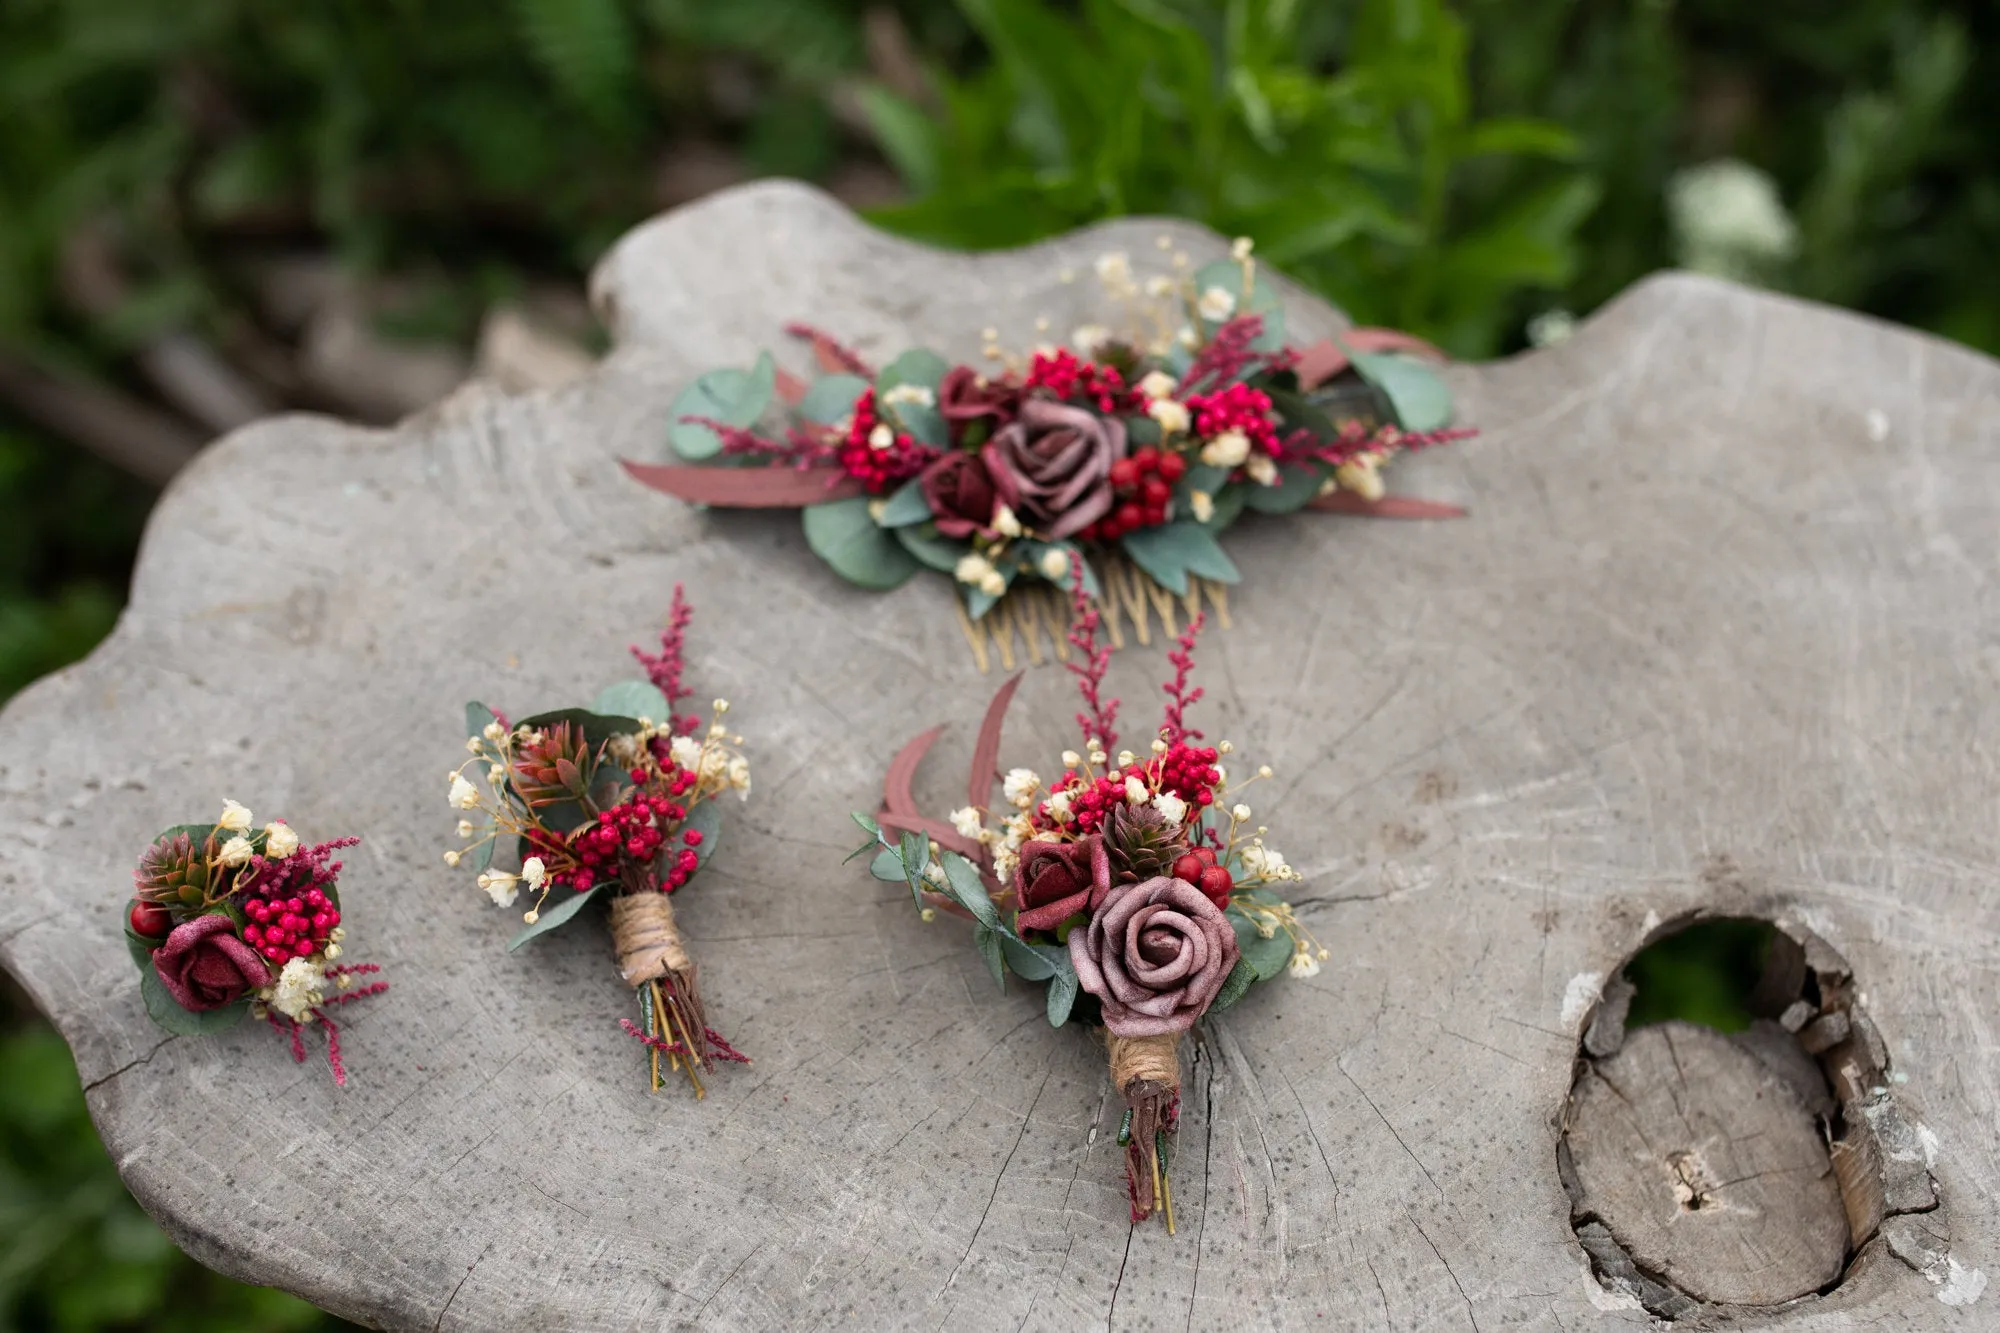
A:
[[611, 892, 712, 1091], [1107, 1031, 1182, 1230]]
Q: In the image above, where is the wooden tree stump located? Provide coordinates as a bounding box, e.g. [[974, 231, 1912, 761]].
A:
[[0, 182, 1994, 1329]]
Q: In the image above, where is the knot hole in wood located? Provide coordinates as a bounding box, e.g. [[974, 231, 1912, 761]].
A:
[[1560, 912, 1946, 1320]]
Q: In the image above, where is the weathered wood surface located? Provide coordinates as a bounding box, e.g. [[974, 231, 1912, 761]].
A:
[[1, 181, 1996, 1329], [1567, 1021, 1848, 1304]]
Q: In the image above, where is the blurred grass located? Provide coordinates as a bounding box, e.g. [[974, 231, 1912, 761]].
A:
[[1622, 918, 1775, 1034], [0, 977, 353, 1331]]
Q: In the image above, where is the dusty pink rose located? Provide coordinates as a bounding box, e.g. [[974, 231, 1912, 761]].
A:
[[1070, 876, 1239, 1037], [918, 451, 1000, 538], [152, 913, 269, 1011], [1014, 835, 1110, 931], [981, 399, 1127, 538]]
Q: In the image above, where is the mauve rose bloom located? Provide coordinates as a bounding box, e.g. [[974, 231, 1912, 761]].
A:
[[153, 913, 270, 1011], [938, 366, 1020, 441], [1070, 876, 1239, 1037], [918, 451, 999, 538], [982, 399, 1127, 539], [1014, 835, 1110, 931]]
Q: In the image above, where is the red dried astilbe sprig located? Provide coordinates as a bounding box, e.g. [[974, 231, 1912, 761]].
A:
[[1063, 568, 1119, 752], [1282, 420, 1478, 469], [1178, 315, 1296, 397], [784, 322, 874, 377], [620, 1019, 754, 1064], [261, 963, 389, 1088], [632, 582, 703, 736], [1160, 612, 1207, 746], [679, 417, 842, 471]]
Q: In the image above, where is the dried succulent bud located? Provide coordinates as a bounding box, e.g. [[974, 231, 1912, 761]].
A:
[[1102, 802, 1186, 885], [134, 831, 210, 907], [511, 720, 596, 808]]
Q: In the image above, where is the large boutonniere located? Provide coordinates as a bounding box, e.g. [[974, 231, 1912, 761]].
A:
[[625, 239, 1470, 667], [126, 801, 387, 1084], [852, 578, 1324, 1227], [443, 586, 752, 1096]]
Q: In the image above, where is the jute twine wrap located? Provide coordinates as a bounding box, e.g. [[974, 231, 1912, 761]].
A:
[[1107, 1031, 1181, 1095], [610, 892, 691, 987]]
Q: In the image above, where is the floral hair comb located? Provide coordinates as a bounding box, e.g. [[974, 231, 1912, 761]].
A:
[[853, 577, 1323, 1227], [126, 801, 386, 1084], [443, 587, 752, 1096], [628, 239, 1470, 669]]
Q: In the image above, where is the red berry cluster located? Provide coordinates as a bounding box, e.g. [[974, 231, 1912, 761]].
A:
[[1029, 740, 1223, 837], [838, 387, 934, 493], [1086, 446, 1189, 540], [1171, 845, 1233, 909], [1024, 349, 1132, 413], [241, 886, 341, 966], [1186, 383, 1280, 455], [536, 764, 707, 895]]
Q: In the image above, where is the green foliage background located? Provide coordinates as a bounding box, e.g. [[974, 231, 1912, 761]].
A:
[[0, 0, 1992, 1324]]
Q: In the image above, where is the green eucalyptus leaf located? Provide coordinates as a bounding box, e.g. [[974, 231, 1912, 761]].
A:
[[1345, 349, 1454, 432], [1206, 957, 1258, 1017], [899, 829, 930, 906], [851, 811, 882, 837], [962, 559, 1017, 620], [140, 965, 250, 1035], [507, 881, 613, 952], [1045, 961, 1080, 1027], [514, 707, 641, 755], [999, 933, 1058, 981], [893, 523, 969, 572], [875, 479, 935, 528], [1191, 258, 1286, 350], [1227, 905, 1294, 980], [870, 848, 906, 882], [465, 701, 498, 740], [590, 680, 671, 723], [1242, 459, 1328, 514], [940, 851, 1001, 928], [1200, 484, 1249, 536], [876, 348, 950, 396], [893, 402, 948, 448], [1120, 520, 1241, 596], [798, 373, 870, 425], [669, 351, 776, 459], [681, 798, 723, 871], [1015, 540, 1098, 596], [803, 497, 923, 590], [973, 923, 1006, 990]]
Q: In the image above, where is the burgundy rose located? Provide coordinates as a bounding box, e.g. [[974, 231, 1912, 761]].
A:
[[1069, 876, 1239, 1037], [982, 399, 1128, 539], [152, 913, 270, 1011], [938, 366, 1020, 442], [918, 451, 1000, 538], [1014, 835, 1110, 932]]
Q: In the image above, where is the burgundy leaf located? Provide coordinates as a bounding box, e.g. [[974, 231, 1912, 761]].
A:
[[621, 460, 864, 507], [775, 367, 810, 405], [967, 672, 1024, 812], [875, 811, 982, 861], [882, 725, 944, 818], [1292, 328, 1449, 389], [1308, 493, 1467, 519]]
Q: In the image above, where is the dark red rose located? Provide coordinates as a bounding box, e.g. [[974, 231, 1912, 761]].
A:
[[152, 913, 270, 1011], [938, 366, 1020, 443], [1014, 835, 1110, 932], [982, 399, 1127, 539], [918, 451, 1000, 539], [1069, 876, 1239, 1037]]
